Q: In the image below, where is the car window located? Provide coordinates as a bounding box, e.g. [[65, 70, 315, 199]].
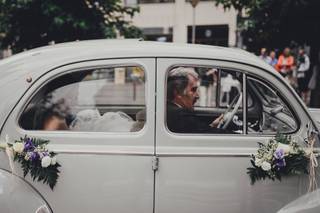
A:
[[166, 66, 243, 134], [246, 77, 298, 134], [196, 68, 252, 109], [19, 66, 146, 132]]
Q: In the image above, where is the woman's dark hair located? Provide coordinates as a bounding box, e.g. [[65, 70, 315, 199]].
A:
[[19, 95, 72, 130]]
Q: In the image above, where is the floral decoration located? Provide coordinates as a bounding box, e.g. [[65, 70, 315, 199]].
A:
[[247, 134, 311, 184], [1, 135, 60, 190]]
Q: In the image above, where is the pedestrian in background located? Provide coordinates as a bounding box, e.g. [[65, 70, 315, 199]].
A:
[[259, 47, 272, 64], [276, 47, 295, 87], [269, 50, 278, 68], [296, 48, 311, 105], [309, 54, 319, 107]]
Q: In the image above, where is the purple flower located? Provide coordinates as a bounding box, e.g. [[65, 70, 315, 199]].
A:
[[30, 152, 39, 162], [24, 138, 35, 152], [276, 159, 286, 169], [274, 149, 285, 159]]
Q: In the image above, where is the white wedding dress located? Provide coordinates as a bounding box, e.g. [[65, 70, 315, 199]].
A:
[[69, 109, 134, 132]]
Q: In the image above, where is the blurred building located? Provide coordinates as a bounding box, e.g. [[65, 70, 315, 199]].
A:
[[125, 0, 237, 47]]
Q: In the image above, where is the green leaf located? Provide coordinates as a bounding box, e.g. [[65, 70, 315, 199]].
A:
[[0, 0, 142, 52]]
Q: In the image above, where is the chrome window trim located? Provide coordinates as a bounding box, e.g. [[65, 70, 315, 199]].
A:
[[16, 62, 149, 135], [162, 62, 301, 137], [246, 75, 300, 135], [243, 73, 247, 135], [164, 63, 245, 136]]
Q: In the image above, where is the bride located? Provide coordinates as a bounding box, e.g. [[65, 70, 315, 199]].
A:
[[69, 109, 135, 132]]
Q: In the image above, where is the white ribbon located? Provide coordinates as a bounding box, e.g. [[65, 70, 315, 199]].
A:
[[307, 134, 318, 192], [0, 135, 15, 174]]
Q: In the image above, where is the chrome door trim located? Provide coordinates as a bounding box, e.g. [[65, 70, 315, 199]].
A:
[[54, 150, 154, 156], [156, 153, 251, 157]]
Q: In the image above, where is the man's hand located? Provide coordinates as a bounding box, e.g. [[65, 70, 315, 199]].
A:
[[210, 114, 224, 128]]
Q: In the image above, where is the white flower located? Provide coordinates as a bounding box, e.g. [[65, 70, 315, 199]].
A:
[[277, 143, 291, 154], [261, 161, 272, 171], [266, 152, 274, 160], [254, 158, 263, 167], [41, 156, 51, 168], [38, 152, 44, 159], [24, 153, 30, 161], [51, 156, 57, 165], [13, 142, 24, 153]]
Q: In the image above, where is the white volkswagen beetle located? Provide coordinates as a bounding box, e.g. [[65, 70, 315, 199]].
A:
[[0, 40, 319, 213]]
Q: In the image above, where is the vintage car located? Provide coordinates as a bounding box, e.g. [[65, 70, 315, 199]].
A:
[[0, 40, 319, 213]]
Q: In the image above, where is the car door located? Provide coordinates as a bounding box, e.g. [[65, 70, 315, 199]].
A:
[[155, 58, 316, 213], [1, 58, 156, 213]]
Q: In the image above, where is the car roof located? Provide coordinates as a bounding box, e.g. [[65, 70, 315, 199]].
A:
[[0, 39, 275, 130], [0, 39, 272, 72]]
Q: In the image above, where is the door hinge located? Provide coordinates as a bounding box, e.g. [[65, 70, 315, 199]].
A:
[[152, 156, 159, 171]]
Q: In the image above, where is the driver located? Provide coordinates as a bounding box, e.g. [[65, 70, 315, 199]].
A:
[[167, 67, 226, 133]]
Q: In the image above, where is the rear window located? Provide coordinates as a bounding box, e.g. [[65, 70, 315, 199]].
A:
[[19, 66, 146, 132]]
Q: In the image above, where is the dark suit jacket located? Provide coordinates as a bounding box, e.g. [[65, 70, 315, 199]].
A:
[[166, 102, 227, 134]]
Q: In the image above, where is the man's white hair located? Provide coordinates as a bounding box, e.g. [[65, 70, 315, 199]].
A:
[[169, 67, 198, 79]]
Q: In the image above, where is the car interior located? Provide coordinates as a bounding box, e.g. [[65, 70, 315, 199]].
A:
[[181, 66, 298, 134], [19, 64, 297, 135], [19, 66, 146, 132]]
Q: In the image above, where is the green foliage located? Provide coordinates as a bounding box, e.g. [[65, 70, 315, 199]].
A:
[[275, 133, 291, 145], [214, 0, 260, 11], [247, 152, 309, 185], [247, 134, 309, 185], [214, 0, 320, 54], [12, 136, 61, 190], [247, 158, 272, 185], [17, 135, 49, 146], [0, 0, 142, 52], [15, 154, 61, 190]]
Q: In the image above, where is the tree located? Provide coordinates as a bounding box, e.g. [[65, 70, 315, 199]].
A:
[[0, 0, 142, 53], [214, 0, 320, 55], [215, 0, 320, 107]]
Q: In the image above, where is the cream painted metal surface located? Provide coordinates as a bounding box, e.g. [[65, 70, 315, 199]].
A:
[[0, 40, 319, 213], [0, 169, 51, 213], [309, 108, 320, 129], [1, 57, 156, 213], [155, 58, 316, 213], [0, 39, 277, 129]]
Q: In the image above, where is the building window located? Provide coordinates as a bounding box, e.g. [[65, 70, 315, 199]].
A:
[[142, 27, 173, 42], [187, 25, 229, 46]]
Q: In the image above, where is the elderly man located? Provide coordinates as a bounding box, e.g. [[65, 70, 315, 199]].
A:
[[167, 67, 225, 133]]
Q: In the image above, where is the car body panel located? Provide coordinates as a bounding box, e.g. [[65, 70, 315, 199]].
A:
[[0, 169, 51, 213], [309, 108, 320, 129], [0, 39, 278, 130], [1, 57, 156, 213], [0, 40, 318, 213], [0, 40, 317, 134], [154, 57, 316, 213]]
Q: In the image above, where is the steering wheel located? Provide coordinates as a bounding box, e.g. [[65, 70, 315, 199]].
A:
[[218, 92, 243, 129]]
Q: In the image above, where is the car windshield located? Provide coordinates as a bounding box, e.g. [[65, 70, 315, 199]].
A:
[[249, 79, 292, 116], [247, 76, 297, 134]]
